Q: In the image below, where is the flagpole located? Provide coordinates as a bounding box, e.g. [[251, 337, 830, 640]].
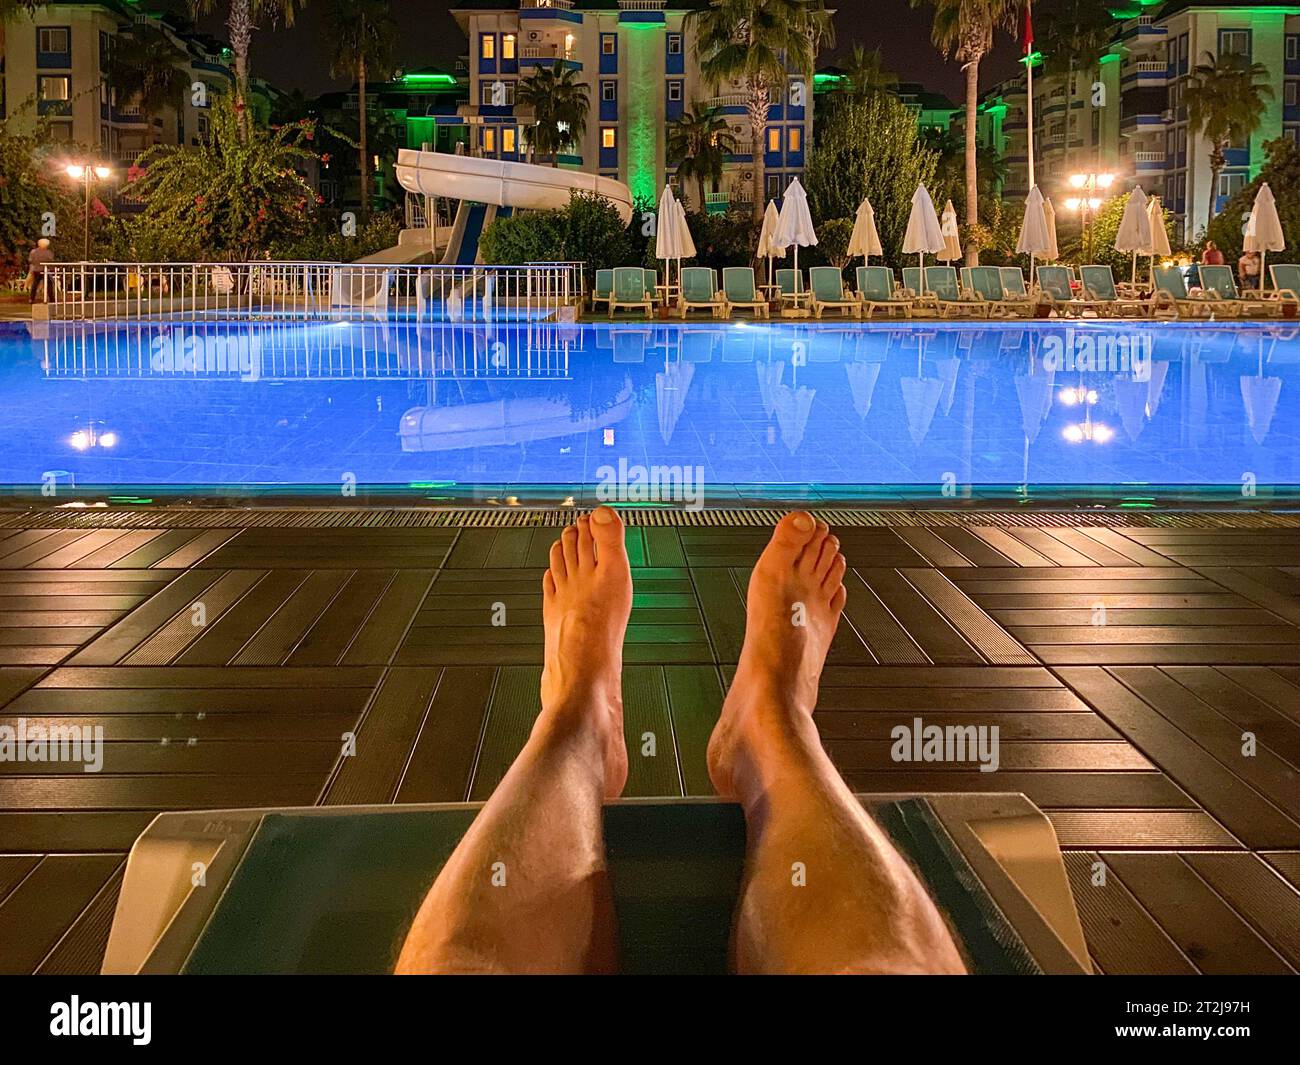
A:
[[1025, 0, 1035, 191]]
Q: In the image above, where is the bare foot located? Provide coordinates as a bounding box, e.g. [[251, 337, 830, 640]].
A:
[[707, 511, 846, 799], [539, 506, 632, 799]]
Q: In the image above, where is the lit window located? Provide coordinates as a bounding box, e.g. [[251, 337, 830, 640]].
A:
[[481, 34, 495, 60], [788, 127, 801, 152], [767, 128, 781, 153], [503, 127, 516, 153], [502, 34, 516, 60], [483, 127, 496, 152], [602, 128, 617, 149], [602, 35, 616, 55], [39, 75, 71, 101], [38, 27, 70, 53], [668, 81, 682, 102]]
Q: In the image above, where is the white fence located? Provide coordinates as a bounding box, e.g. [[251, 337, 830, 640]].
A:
[[39, 261, 586, 324]]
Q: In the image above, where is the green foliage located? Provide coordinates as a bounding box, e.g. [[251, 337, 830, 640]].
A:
[[804, 92, 940, 266], [479, 191, 636, 276], [267, 212, 401, 261], [123, 96, 320, 260], [666, 104, 737, 213], [684, 209, 760, 275], [1206, 137, 1300, 265], [516, 64, 590, 163], [815, 216, 854, 269], [0, 108, 84, 279], [967, 197, 1029, 267], [1055, 193, 1178, 272], [106, 21, 191, 118]]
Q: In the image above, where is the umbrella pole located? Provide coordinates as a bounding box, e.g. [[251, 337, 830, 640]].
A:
[[1261, 250, 1268, 293], [1131, 251, 1137, 286]]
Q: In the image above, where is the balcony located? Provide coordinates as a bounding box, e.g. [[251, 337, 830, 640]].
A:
[[521, 0, 573, 9], [618, 0, 665, 9], [706, 93, 748, 110], [521, 44, 575, 61]]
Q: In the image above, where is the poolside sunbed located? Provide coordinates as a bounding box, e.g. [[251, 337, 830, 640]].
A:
[[677, 267, 726, 319], [968, 267, 1034, 318], [1035, 266, 1104, 317], [608, 266, 655, 318], [1079, 265, 1151, 318], [808, 267, 859, 319], [1268, 264, 1300, 316], [721, 267, 770, 318], [590, 269, 614, 313], [925, 266, 989, 318], [855, 266, 912, 319], [775, 268, 806, 310], [1198, 266, 1276, 318], [1151, 265, 1237, 319]]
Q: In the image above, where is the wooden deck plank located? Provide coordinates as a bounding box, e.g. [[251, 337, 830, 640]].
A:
[[468, 666, 540, 801], [67, 570, 224, 666], [855, 568, 983, 665], [394, 666, 494, 804], [0, 854, 123, 975], [622, 665, 683, 798], [1048, 812, 1238, 848], [840, 771, 1194, 809], [1182, 852, 1300, 970], [902, 569, 1035, 665], [35, 865, 123, 975]]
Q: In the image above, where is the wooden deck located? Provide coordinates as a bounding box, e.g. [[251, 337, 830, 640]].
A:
[[1, 509, 1298, 975]]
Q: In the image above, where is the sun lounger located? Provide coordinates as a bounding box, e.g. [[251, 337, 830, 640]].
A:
[[1198, 265, 1276, 318], [678, 266, 726, 318], [721, 267, 770, 318], [609, 266, 654, 318], [856, 266, 912, 318], [1035, 266, 1104, 317], [968, 266, 1034, 317], [591, 268, 614, 312], [808, 267, 858, 319], [1079, 265, 1151, 318], [775, 268, 806, 309], [925, 266, 989, 317], [1151, 265, 1237, 319], [1268, 264, 1300, 315]]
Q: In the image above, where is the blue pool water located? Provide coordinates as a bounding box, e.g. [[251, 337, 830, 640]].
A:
[[2, 318, 1297, 501]]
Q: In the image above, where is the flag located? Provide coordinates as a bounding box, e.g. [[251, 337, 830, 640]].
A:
[[1022, 1, 1034, 54]]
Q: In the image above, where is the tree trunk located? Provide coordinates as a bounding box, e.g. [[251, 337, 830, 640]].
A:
[[748, 81, 769, 225], [697, 174, 707, 215], [963, 57, 980, 265], [359, 53, 370, 223], [228, 0, 252, 142], [1206, 142, 1226, 233]]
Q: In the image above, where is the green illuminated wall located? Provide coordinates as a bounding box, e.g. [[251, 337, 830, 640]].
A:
[[623, 26, 659, 206]]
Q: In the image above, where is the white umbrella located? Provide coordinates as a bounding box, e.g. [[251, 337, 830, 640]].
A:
[[1114, 185, 1153, 285], [673, 196, 696, 261], [903, 184, 945, 294], [938, 200, 962, 263], [1144, 195, 1171, 290], [1043, 198, 1059, 262], [1244, 183, 1285, 292], [847, 197, 883, 263], [655, 184, 686, 292], [1017, 186, 1052, 285], [773, 177, 817, 297], [755, 200, 783, 287]]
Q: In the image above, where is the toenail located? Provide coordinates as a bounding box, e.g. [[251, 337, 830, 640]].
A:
[[592, 507, 613, 524], [792, 513, 813, 531]]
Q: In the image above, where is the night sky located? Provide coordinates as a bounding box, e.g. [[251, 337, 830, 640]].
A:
[[169, 0, 1025, 103]]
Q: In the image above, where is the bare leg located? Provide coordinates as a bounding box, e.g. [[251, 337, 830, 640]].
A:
[[395, 507, 632, 974], [708, 512, 966, 975]]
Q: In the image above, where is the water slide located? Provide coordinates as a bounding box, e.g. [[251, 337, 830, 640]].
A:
[[394, 148, 635, 265]]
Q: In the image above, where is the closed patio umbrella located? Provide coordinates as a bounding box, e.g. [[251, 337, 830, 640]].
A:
[[847, 197, 884, 264], [903, 184, 945, 294], [1244, 183, 1285, 292], [655, 184, 687, 292], [773, 178, 817, 295], [1016, 186, 1052, 285], [1042, 198, 1059, 263], [1114, 185, 1152, 285], [938, 200, 962, 263], [755, 200, 783, 287]]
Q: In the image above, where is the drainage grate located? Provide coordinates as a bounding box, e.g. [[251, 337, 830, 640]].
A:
[[1, 507, 1298, 530]]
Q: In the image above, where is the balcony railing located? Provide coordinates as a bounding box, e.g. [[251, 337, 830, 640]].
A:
[[521, 0, 573, 9], [706, 93, 748, 109], [1130, 60, 1167, 73], [1133, 151, 1165, 163], [618, 1, 665, 9], [521, 44, 576, 61]]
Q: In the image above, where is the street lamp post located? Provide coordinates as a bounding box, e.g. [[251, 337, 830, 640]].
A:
[[1064, 171, 1114, 264], [65, 164, 113, 261]]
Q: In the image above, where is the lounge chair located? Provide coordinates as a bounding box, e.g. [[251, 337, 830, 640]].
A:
[[1079, 265, 1151, 318], [678, 267, 726, 318], [808, 267, 858, 319], [775, 268, 806, 309], [969, 266, 1033, 317], [590, 269, 614, 312], [721, 267, 770, 318], [901, 266, 939, 308], [1268, 264, 1300, 315], [1035, 265, 1104, 317], [1198, 265, 1275, 318], [1151, 265, 1236, 319], [999, 267, 1031, 301], [855, 266, 912, 319], [609, 266, 654, 318], [925, 266, 989, 317]]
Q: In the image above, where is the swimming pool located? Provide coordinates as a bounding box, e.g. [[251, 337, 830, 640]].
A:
[[2, 318, 1297, 506]]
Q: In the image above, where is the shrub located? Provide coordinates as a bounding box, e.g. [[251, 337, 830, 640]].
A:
[[479, 190, 636, 275]]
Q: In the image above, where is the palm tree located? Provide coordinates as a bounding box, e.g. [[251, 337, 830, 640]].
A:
[[1185, 49, 1273, 233], [687, 0, 833, 222], [911, 0, 1018, 264], [322, 0, 395, 222], [106, 22, 191, 141], [516, 63, 589, 165], [189, 0, 304, 141], [1037, 0, 1115, 172], [842, 43, 898, 101], [667, 103, 738, 211]]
